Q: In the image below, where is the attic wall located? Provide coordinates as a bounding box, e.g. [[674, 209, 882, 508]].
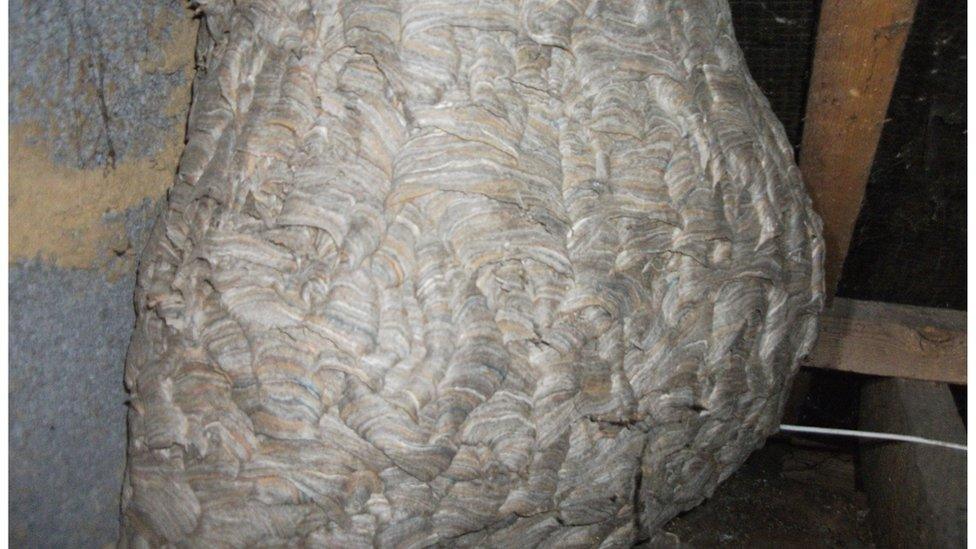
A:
[[7, 2, 197, 545]]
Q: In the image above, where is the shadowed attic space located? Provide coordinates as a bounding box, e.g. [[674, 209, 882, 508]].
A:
[[7, 0, 966, 547]]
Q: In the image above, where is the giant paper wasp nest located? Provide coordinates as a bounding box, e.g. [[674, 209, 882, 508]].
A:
[[122, 0, 824, 545]]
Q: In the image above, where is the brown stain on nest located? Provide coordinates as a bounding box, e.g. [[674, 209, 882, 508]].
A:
[[8, 15, 198, 273]]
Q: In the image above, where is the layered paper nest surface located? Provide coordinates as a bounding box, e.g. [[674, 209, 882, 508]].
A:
[[122, 0, 824, 546]]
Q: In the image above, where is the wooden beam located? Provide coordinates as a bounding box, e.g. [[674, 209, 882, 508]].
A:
[[858, 378, 966, 547], [799, 0, 919, 297], [804, 298, 966, 384]]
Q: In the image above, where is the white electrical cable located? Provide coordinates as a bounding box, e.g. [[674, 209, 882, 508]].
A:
[[779, 424, 967, 452]]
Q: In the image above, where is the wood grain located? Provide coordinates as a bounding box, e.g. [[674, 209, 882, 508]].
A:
[[805, 298, 965, 384], [799, 0, 919, 297], [859, 378, 966, 547]]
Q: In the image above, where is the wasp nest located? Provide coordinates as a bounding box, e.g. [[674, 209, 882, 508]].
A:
[[121, 0, 824, 546]]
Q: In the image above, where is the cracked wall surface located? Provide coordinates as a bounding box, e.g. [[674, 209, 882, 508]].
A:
[[8, 1, 197, 545]]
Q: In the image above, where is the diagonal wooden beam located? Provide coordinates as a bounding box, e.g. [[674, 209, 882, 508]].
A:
[[799, 0, 919, 297]]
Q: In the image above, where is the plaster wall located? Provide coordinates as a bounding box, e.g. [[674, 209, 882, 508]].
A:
[[8, 2, 197, 545]]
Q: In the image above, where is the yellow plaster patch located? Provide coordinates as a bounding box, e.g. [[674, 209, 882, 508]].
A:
[[8, 17, 198, 271], [9, 122, 179, 269], [143, 9, 200, 76]]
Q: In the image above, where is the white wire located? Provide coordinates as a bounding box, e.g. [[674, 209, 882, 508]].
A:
[[779, 424, 967, 452]]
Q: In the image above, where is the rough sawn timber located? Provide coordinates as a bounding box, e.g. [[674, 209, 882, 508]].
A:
[[121, 1, 824, 546], [799, 0, 918, 297], [859, 378, 966, 547], [804, 298, 966, 385]]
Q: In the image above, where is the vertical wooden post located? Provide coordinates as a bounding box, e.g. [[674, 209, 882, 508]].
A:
[[859, 378, 966, 546], [799, 0, 918, 297]]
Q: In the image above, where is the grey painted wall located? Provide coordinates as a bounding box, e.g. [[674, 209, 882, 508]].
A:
[[8, 0, 196, 545], [9, 203, 157, 546]]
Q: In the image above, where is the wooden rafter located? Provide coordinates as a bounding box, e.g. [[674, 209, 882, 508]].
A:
[[799, 0, 919, 297]]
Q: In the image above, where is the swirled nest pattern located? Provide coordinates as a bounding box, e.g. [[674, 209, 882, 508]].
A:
[[121, 0, 824, 546]]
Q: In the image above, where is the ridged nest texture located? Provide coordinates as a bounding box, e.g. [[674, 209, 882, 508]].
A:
[[122, 0, 824, 546]]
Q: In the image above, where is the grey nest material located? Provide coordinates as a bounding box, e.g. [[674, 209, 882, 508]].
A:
[[121, 0, 824, 546]]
